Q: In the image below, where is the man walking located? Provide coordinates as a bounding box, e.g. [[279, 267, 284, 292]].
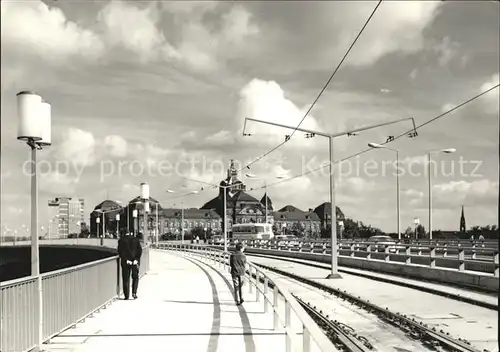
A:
[[118, 232, 143, 300], [129, 233, 143, 299], [230, 242, 247, 305]]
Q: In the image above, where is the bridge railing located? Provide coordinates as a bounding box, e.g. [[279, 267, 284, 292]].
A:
[[0, 239, 150, 352], [218, 239, 499, 277], [157, 242, 336, 352]]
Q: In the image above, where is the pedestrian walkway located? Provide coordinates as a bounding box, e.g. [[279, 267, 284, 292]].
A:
[[43, 250, 288, 352]]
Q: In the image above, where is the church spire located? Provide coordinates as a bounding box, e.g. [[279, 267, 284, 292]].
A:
[[460, 205, 466, 232]]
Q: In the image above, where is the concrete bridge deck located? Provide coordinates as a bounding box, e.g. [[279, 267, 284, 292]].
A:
[[43, 250, 293, 352]]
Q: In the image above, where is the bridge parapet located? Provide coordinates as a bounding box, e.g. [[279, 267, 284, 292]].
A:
[[241, 239, 499, 277], [0, 239, 150, 352]]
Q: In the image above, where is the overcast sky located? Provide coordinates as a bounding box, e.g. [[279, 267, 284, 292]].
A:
[[1, 0, 498, 235]]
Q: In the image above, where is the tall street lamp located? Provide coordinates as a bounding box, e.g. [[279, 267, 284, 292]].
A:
[[96, 216, 101, 240], [428, 148, 456, 240], [243, 116, 417, 279], [368, 142, 401, 240], [166, 189, 199, 244], [140, 183, 150, 244], [132, 209, 138, 235], [17, 91, 51, 350], [115, 214, 120, 238]]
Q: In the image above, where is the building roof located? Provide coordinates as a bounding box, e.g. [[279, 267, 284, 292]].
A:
[[128, 196, 161, 206], [93, 200, 122, 212], [260, 193, 273, 206], [232, 191, 259, 203], [313, 202, 345, 219], [278, 205, 304, 212], [273, 211, 320, 221], [160, 208, 220, 219]]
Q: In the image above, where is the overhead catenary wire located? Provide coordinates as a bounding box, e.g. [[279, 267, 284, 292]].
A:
[[236, 0, 384, 173], [249, 83, 500, 191]]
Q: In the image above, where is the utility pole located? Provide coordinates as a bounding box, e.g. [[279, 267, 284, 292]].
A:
[[243, 116, 417, 279]]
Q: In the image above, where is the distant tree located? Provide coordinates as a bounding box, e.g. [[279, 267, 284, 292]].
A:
[[342, 218, 360, 238], [320, 225, 331, 238], [79, 222, 90, 238], [416, 224, 426, 238]]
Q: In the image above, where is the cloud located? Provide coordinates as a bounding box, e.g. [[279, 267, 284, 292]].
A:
[[97, 1, 179, 63], [433, 36, 460, 67], [168, 4, 260, 71], [39, 171, 78, 195], [404, 189, 424, 199], [339, 177, 375, 194], [104, 135, 128, 157], [479, 73, 499, 113], [236, 79, 322, 147], [53, 128, 97, 167], [221, 5, 260, 44], [1, 1, 104, 62], [408, 179, 499, 209], [330, 1, 443, 67], [401, 155, 427, 165]]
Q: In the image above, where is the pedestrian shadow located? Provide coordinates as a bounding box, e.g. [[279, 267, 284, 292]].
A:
[[184, 257, 256, 352], [183, 259, 223, 352], [163, 299, 235, 307]]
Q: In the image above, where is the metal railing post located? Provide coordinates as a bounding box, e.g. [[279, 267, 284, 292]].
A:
[[264, 277, 269, 313], [255, 269, 260, 302], [303, 324, 311, 352], [285, 300, 292, 352], [273, 285, 279, 330], [248, 265, 253, 293]]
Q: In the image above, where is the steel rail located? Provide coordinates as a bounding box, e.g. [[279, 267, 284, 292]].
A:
[[253, 262, 484, 352], [293, 295, 373, 352], [247, 252, 498, 310]]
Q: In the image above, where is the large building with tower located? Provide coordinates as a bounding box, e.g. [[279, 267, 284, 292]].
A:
[[200, 160, 272, 229], [88, 161, 344, 238]]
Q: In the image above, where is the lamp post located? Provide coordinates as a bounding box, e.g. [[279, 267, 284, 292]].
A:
[[96, 216, 100, 240], [170, 182, 235, 251], [166, 189, 199, 244], [17, 91, 51, 350], [140, 183, 150, 243], [368, 142, 401, 240], [428, 148, 456, 240], [155, 202, 159, 244], [132, 209, 138, 235], [243, 116, 416, 278], [100, 212, 105, 245], [115, 214, 120, 238], [414, 217, 420, 240]]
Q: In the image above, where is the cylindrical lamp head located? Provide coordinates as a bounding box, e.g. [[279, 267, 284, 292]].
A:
[[140, 183, 149, 200], [144, 201, 150, 213], [133, 209, 138, 218], [17, 91, 43, 141], [115, 214, 120, 221], [96, 217, 100, 224], [38, 100, 52, 146]]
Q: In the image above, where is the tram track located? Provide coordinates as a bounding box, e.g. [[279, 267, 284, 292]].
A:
[[247, 252, 497, 309], [251, 261, 488, 352]]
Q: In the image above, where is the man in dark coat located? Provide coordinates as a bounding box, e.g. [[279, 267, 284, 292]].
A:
[[230, 242, 247, 305], [118, 232, 143, 299]]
